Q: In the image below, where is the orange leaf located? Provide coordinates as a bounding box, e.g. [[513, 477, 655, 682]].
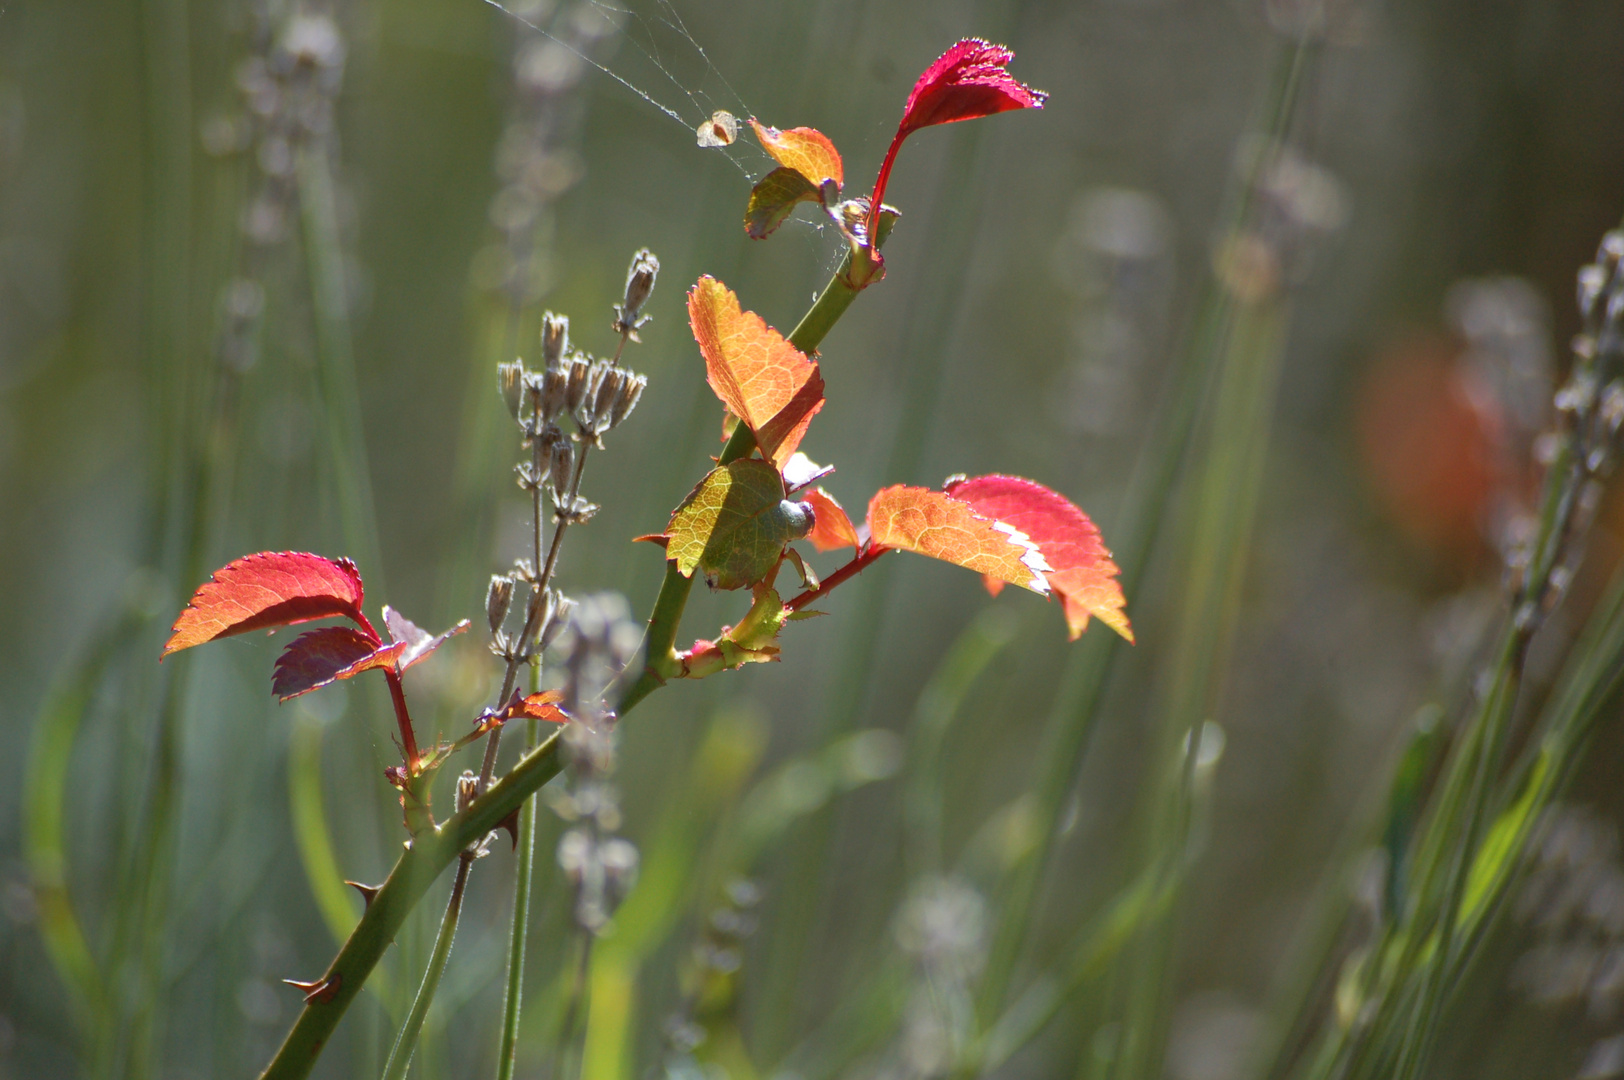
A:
[[688, 276, 825, 468], [504, 689, 568, 724], [803, 487, 859, 552], [945, 475, 1132, 642], [865, 485, 1050, 593], [164, 551, 368, 658], [749, 119, 843, 190]]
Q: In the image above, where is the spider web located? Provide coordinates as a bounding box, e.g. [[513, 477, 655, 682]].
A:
[[481, 0, 844, 259]]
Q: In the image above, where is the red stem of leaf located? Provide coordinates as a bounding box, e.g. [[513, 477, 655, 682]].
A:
[[864, 134, 907, 246], [384, 669, 421, 769], [786, 546, 891, 611], [352, 610, 382, 646]]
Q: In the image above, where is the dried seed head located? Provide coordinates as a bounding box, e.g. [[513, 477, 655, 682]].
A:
[[609, 372, 647, 430], [521, 370, 547, 421], [498, 360, 526, 420], [525, 586, 556, 642], [590, 367, 625, 433], [456, 770, 480, 814], [542, 594, 576, 651], [564, 354, 593, 414], [486, 575, 515, 635], [550, 437, 574, 502], [541, 311, 570, 370], [540, 367, 569, 422], [612, 248, 659, 339]]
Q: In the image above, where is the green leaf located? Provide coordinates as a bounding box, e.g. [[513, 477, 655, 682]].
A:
[[668, 459, 814, 590], [745, 165, 819, 240]]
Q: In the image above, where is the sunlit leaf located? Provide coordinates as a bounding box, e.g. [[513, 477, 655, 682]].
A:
[[866, 485, 1050, 593], [382, 606, 471, 671], [164, 551, 368, 658], [745, 166, 820, 239], [749, 119, 843, 189], [272, 627, 406, 701], [502, 689, 569, 724], [944, 475, 1132, 642], [803, 487, 860, 552], [688, 276, 825, 468], [667, 460, 815, 590]]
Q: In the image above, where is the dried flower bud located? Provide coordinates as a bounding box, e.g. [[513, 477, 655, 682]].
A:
[[550, 437, 574, 502], [540, 367, 568, 421], [521, 370, 547, 419], [456, 770, 480, 813], [612, 248, 659, 339], [575, 362, 607, 429], [486, 575, 515, 635], [609, 372, 646, 430], [498, 360, 526, 420], [542, 595, 576, 651], [541, 311, 570, 370], [590, 367, 625, 433], [525, 586, 556, 641], [564, 354, 593, 414]]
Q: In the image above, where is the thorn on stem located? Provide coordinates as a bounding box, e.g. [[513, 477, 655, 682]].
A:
[[497, 806, 522, 850], [283, 973, 342, 1004], [344, 880, 381, 907]]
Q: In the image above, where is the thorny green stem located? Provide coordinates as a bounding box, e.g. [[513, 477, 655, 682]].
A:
[[379, 856, 471, 1080], [259, 726, 567, 1080], [619, 257, 867, 714]]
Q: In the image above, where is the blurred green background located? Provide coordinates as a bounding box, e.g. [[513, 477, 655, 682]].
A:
[[4, 0, 1624, 1077]]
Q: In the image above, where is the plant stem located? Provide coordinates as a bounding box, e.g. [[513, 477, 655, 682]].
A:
[[618, 254, 868, 714], [496, 711, 543, 1080], [379, 855, 472, 1080], [785, 547, 890, 612], [260, 726, 568, 1080]]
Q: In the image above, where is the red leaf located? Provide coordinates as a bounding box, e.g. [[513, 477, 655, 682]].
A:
[[272, 627, 405, 701], [164, 551, 368, 658], [688, 276, 825, 469], [868, 39, 1045, 242], [945, 475, 1132, 642], [865, 485, 1051, 593], [749, 120, 844, 189], [803, 487, 860, 552]]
